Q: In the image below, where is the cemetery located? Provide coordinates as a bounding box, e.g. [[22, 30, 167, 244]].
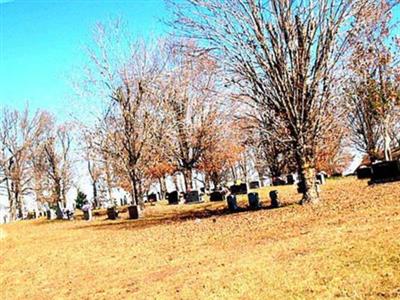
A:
[[1, 0, 399, 299]]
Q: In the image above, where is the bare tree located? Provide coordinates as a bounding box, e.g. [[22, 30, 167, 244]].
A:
[[345, 0, 400, 162], [244, 113, 295, 179], [168, 0, 365, 203], [0, 107, 49, 220], [160, 43, 226, 191], [41, 124, 73, 209], [83, 21, 170, 207], [81, 131, 103, 208], [197, 117, 243, 189]]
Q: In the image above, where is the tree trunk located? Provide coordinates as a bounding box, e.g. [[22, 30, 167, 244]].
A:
[[131, 177, 139, 206], [231, 167, 237, 182], [383, 117, 392, 161], [204, 172, 210, 191], [296, 151, 319, 205], [15, 191, 23, 219], [138, 179, 144, 209], [6, 178, 16, 221], [105, 161, 113, 201], [130, 170, 143, 209], [211, 172, 220, 190], [54, 178, 62, 205], [92, 181, 98, 208], [183, 168, 193, 192], [13, 181, 24, 219], [298, 163, 319, 204], [172, 174, 180, 192], [256, 168, 264, 187], [159, 176, 166, 200], [192, 170, 197, 190]]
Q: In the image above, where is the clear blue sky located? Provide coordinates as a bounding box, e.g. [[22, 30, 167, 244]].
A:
[[0, 0, 169, 118], [0, 1, 399, 120]]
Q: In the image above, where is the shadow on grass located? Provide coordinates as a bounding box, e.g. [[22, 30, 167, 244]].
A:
[[72, 201, 297, 231]]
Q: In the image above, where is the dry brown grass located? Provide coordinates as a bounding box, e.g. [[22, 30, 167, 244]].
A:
[[1, 177, 399, 300]]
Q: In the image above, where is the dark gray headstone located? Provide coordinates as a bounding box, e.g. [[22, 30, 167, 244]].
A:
[[249, 181, 260, 189], [230, 183, 248, 195], [148, 193, 158, 202], [356, 167, 372, 179], [286, 174, 295, 185], [369, 160, 400, 184], [107, 207, 119, 220], [227, 195, 238, 212], [297, 180, 306, 194], [248, 192, 261, 209], [83, 210, 92, 221], [186, 190, 200, 203], [210, 191, 224, 202], [167, 191, 179, 204], [272, 177, 286, 186], [128, 205, 140, 219], [269, 190, 281, 208]]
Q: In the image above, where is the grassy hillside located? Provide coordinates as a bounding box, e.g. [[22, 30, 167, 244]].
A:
[[1, 177, 399, 299]]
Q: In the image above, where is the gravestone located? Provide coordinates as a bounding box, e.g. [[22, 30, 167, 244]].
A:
[[65, 209, 74, 220], [83, 209, 92, 221], [227, 195, 238, 212], [107, 207, 119, 220], [240, 183, 248, 194], [167, 191, 179, 205], [185, 190, 200, 203], [286, 174, 295, 185], [46, 209, 56, 220], [356, 167, 372, 179], [272, 177, 286, 186], [27, 211, 36, 220], [128, 205, 140, 219], [81, 202, 92, 221], [297, 181, 321, 195], [297, 180, 306, 194], [369, 160, 400, 184], [331, 172, 343, 177], [56, 205, 65, 220], [148, 193, 158, 202], [210, 191, 224, 202], [248, 192, 261, 209], [249, 181, 260, 189], [316, 173, 326, 185], [230, 183, 248, 195], [230, 185, 240, 194], [269, 190, 281, 208]]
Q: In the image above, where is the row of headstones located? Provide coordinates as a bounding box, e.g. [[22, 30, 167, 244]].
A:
[[272, 173, 326, 186], [146, 190, 205, 204], [81, 190, 280, 222], [226, 191, 281, 212], [356, 160, 400, 184], [45, 207, 74, 220], [43, 203, 140, 221]]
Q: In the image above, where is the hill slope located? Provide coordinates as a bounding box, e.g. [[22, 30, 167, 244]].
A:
[[1, 178, 399, 299]]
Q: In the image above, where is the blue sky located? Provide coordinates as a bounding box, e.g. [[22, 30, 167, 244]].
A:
[[0, 1, 399, 121], [0, 0, 169, 119]]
